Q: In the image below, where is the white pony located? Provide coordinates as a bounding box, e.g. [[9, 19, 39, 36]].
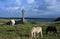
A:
[[31, 27, 43, 38], [11, 19, 15, 26]]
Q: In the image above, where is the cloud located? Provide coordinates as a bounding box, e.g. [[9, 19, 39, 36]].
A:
[[0, 0, 60, 18], [15, 0, 21, 6], [0, 0, 22, 12], [0, 0, 7, 1], [32, 0, 60, 12], [24, 0, 60, 18], [6, 7, 20, 10], [0, 6, 20, 13], [26, 0, 35, 4], [44, 0, 60, 11], [0, 6, 21, 17], [0, 0, 22, 7]]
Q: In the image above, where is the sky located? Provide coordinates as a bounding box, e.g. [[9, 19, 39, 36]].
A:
[[0, 0, 60, 18]]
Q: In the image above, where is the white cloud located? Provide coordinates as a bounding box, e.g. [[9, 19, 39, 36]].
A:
[[48, 5, 60, 12], [0, 0, 21, 11], [7, 7, 20, 10], [45, 0, 51, 3], [15, 0, 21, 6], [44, 0, 60, 12], [0, 7, 20, 12], [25, 8, 52, 15], [45, 0, 56, 4], [26, 0, 35, 4]]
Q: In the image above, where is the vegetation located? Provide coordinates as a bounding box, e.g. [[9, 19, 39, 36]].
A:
[[0, 19, 60, 39]]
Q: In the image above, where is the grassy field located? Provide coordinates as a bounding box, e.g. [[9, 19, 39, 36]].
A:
[[0, 19, 60, 39]]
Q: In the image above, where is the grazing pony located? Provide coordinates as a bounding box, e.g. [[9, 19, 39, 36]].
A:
[[31, 27, 43, 38], [46, 26, 57, 35], [10, 19, 15, 26]]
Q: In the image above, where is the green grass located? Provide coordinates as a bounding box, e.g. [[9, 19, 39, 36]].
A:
[[0, 19, 60, 39]]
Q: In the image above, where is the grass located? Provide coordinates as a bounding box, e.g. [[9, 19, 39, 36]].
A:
[[0, 19, 60, 39]]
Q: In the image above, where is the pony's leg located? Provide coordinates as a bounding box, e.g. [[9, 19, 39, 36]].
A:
[[37, 32, 39, 38], [34, 32, 36, 38], [31, 32, 33, 38], [31, 32, 36, 38], [31, 32, 33, 39], [12, 23, 14, 26], [12, 23, 15, 26], [53, 31, 57, 36], [55, 30, 58, 36], [41, 31, 43, 38], [46, 30, 48, 34]]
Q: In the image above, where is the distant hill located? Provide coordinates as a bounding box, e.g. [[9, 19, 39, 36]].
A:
[[0, 17, 20, 19], [0, 17, 54, 19], [54, 17, 60, 21]]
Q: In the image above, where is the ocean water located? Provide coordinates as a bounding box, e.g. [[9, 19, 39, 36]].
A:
[[26, 18, 55, 22]]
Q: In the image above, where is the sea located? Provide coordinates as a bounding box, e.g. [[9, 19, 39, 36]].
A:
[[24, 18, 56, 22], [0, 18, 56, 22]]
